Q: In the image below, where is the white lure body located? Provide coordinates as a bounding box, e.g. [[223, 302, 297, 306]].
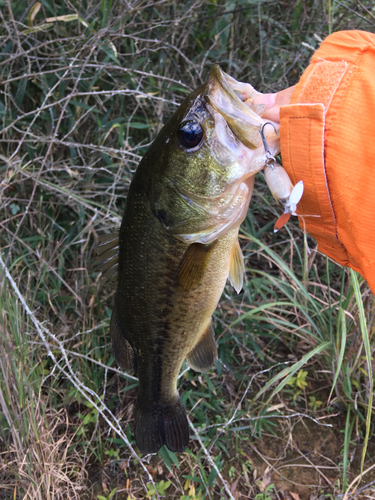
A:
[[264, 163, 293, 203]]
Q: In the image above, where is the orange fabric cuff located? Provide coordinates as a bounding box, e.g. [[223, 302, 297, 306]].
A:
[[280, 30, 375, 292], [280, 102, 349, 265]]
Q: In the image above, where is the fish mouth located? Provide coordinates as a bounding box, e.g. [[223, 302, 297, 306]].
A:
[[206, 65, 280, 158]]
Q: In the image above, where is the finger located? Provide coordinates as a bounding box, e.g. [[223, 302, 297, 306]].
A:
[[252, 85, 296, 123], [274, 85, 296, 109]]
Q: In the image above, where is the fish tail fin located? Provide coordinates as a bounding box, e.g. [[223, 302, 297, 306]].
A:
[[134, 396, 189, 454]]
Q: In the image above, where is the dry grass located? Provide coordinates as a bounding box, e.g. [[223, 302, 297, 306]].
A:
[[1, 1, 375, 499]]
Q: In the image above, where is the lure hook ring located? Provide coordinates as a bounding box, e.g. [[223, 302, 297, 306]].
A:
[[259, 122, 278, 168]]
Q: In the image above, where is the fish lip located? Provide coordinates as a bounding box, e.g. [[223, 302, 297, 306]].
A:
[[206, 65, 262, 148], [207, 65, 256, 107], [206, 65, 279, 156], [208, 65, 238, 99]]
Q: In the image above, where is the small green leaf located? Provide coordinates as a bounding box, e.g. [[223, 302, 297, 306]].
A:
[[146, 483, 156, 497], [15, 78, 27, 106], [69, 100, 99, 112], [207, 467, 218, 487], [166, 447, 180, 469], [158, 445, 171, 471], [21, 23, 54, 34], [108, 488, 117, 499], [156, 480, 171, 493], [82, 413, 93, 425], [127, 122, 153, 129], [10, 203, 21, 215]]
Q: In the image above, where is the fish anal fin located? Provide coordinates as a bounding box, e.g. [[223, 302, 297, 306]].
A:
[[95, 232, 119, 281], [228, 238, 245, 293], [175, 242, 216, 293], [110, 304, 135, 373], [187, 322, 217, 372]]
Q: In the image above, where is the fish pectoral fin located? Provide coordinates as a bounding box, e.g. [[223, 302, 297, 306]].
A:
[[110, 304, 136, 373], [94, 231, 120, 284], [228, 238, 245, 293], [187, 322, 217, 372], [175, 241, 216, 293]]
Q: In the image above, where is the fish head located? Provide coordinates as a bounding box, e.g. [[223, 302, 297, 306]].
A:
[[144, 65, 280, 244]]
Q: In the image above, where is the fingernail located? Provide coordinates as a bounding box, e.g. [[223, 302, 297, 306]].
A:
[[253, 93, 276, 109]]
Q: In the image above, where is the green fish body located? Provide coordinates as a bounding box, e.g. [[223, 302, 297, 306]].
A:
[[96, 66, 280, 454]]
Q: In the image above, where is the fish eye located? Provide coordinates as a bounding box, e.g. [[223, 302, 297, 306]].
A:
[[178, 121, 204, 151]]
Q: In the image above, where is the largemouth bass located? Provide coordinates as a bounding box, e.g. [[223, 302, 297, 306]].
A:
[[96, 66, 279, 454]]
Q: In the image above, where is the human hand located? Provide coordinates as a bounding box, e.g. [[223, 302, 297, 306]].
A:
[[250, 85, 296, 123]]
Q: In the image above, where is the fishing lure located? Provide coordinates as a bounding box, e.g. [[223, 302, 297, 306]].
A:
[[259, 122, 304, 233]]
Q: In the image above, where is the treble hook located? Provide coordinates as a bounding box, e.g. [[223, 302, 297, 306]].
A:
[[259, 122, 278, 167]]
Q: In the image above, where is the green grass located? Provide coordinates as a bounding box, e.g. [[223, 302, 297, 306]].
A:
[[1, 1, 375, 499]]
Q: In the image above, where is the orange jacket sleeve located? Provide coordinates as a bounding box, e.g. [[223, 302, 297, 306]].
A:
[[280, 30, 375, 292]]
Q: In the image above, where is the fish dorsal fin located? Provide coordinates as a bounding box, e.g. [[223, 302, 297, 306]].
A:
[[175, 241, 216, 293], [187, 322, 217, 372], [95, 231, 119, 283], [228, 238, 245, 293], [110, 304, 136, 373]]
